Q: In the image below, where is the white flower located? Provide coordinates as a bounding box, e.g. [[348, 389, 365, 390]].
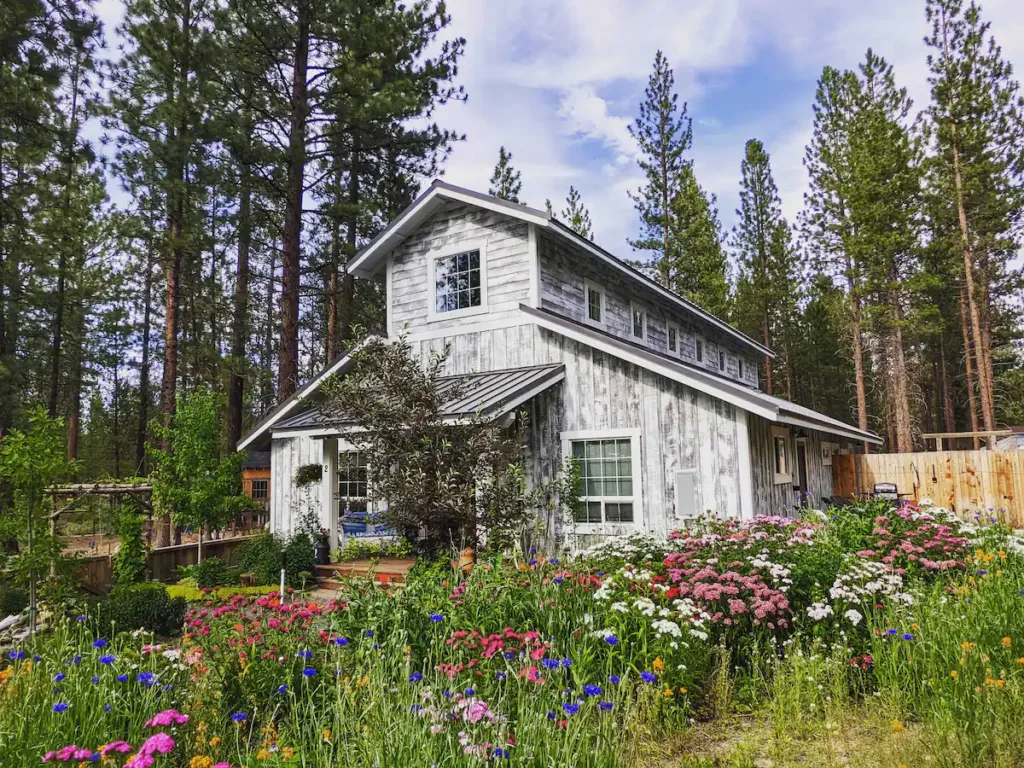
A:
[[806, 602, 834, 621], [651, 619, 682, 637], [843, 608, 863, 626]]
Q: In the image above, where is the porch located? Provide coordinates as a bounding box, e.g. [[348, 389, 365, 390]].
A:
[[313, 557, 416, 589]]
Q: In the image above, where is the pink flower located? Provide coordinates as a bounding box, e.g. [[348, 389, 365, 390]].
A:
[[144, 709, 189, 727], [100, 741, 134, 756]]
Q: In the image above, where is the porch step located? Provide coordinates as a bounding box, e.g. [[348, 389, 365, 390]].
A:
[[314, 557, 415, 590]]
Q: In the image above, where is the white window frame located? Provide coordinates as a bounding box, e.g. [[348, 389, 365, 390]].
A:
[[561, 428, 643, 533], [695, 335, 705, 364], [629, 301, 647, 340], [426, 238, 489, 321], [583, 278, 606, 328], [771, 426, 793, 485], [738, 358, 744, 379], [667, 322, 680, 355], [718, 348, 725, 370]]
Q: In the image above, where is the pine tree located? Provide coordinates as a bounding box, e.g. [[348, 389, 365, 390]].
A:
[[791, 275, 856, 423], [667, 166, 730, 318], [732, 139, 785, 393], [488, 146, 522, 203], [560, 186, 593, 239], [924, 0, 1024, 436], [628, 50, 692, 286]]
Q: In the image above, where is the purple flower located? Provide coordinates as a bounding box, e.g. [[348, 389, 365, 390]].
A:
[[562, 702, 580, 716], [302, 667, 316, 677], [547, 712, 556, 720], [464, 688, 475, 697], [605, 636, 619, 646], [542, 659, 560, 669], [886, 629, 897, 636], [529, 559, 538, 566], [231, 712, 247, 723], [54, 673, 66, 682], [410, 704, 423, 712], [70, 655, 82, 665], [901, 634, 914, 641], [99, 655, 116, 665], [583, 684, 602, 696], [116, 674, 128, 683], [334, 637, 349, 647], [93, 638, 107, 648], [364, 630, 375, 638], [496, 671, 507, 681], [561, 658, 572, 668], [492, 747, 510, 759], [550, 559, 560, 565], [137, 672, 155, 687], [599, 701, 614, 712], [76, 615, 87, 622], [608, 675, 621, 684], [503, 652, 516, 660], [277, 684, 289, 694], [429, 614, 444, 623], [104, 705, 112, 712], [641, 672, 657, 683], [297, 649, 313, 659], [977, 570, 987, 576], [92, 676, 100, 684], [554, 577, 564, 584], [8, 651, 25, 661], [409, 672, 423, 683], [53, 703, 69, 713]]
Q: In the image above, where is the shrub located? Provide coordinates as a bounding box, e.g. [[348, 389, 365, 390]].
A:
[[283, 532, 316, 587], [111, 510, 147, 585], [1, 585, 28, 616], [237, 532, 284, 586], [177, 556, 237, 588], [166, 584, 276, 602], [97, 582, 186, 636]]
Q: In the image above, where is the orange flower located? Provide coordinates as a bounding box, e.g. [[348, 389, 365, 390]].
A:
[[891, 720, 904, 732], [1001, 637, 1012, 649], [652, 657, 665, 673]]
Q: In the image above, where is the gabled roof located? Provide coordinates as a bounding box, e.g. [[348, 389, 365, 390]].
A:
[[271, 363, 566, 436], [347, 180, 773, 359], [236, 337, 381, 452], [521, 304, 882, 445]]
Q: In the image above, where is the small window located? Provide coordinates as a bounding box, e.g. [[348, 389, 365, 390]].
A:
[[667, 325, 677, 353], [719, 350, 725, 369], [569, 436, 638, 525], [339, 452, 369, 511], [738, 359, 744, 378], [584, 280, 605, 326], [772, 427, 792, 485], [695, 338, 704, 363], [434, 249, 482, 314], [249, 479, 268, 500], [630, 303, 645, 339]]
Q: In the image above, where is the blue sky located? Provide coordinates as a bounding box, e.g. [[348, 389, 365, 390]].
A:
[[96, 0, 1024, 262]]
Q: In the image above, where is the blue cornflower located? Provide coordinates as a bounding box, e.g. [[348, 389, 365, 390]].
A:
[[116, 674, 128, 683], [373, 644, 381, 651], [605, 636, 619, 646], [493, 748, 510, 759], [978, 569, 988, 576], [529, 559, 538, 566], [92, 676, 100, 684], [364, 630, 375, 638], [54, 673, 66, 682], [53, 703, 69, 713], [530, 547, 537, 554], [503, 651, 516, 660], [103, 705, 112, 712], [902, 633, 914, 641], [542, 658, 560, 669], [410, 704, 423, 712], [562, 702, 580, 716], [608, 675, 621, 684], [99, 655, 116, 665], [886, 629, 898, 636], [137, 672, 155, 687], [429, 613, 444, 623], [554, 576, 564, 584], [496, 671, 507, 681], [409, 672, 423, 683], [550, 559, 560, 565], [583, 684, 602, 696], [70, 655, 82, 665], [297, 649, 313, 659], [93, 638, 107, 648], [231, 712, 247, 723], [547, 712, 556, 720], [641, 671, 657, 683], [8, 650, 25, 661], [277, 684, 289, 694], [334, 637, 349, 647], [302, 667, 316, 677], [33, 655, 42, 662], [465, 688, 475, 697], [967, 599, 973, 604], [443, 690, 452, 698], [561, 658, 572, 668], [76, 615, 87, 622], [599, 701, 614, 712], [161, 684, 173, 692]]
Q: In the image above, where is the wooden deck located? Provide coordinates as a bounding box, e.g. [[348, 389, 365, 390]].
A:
[[314, 557, 416, 589]]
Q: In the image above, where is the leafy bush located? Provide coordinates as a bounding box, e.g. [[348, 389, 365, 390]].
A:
[[1, 585, 28, 616], [236, 532, 284, 586], [166, 584, 276, 601], [97, 582, 186, 636], [111, 510, 147, 585], [340, 536, 414, 561], [283, 532, 316, 587], [177, 556, 237, 588]]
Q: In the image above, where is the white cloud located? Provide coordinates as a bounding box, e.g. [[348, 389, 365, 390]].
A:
[[556, 87, 635, 165]]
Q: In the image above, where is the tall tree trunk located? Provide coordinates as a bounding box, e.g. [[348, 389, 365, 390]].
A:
[[136, 229, 154, 473], [277, 0, 311, 402], [959, 285, 981, 450], [264, 245, 276, 411], [888, 326, 913, 454], [846, 271, 869, 453], [112, 361, 122, 478], [940, 339, 956, 433], [227, 162, 252, 448]]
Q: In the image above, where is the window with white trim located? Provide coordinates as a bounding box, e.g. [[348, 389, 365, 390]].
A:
[[338, 451, 369, 512], [433, 249, 482, 313], [695, 338, 704, 363], [738, 359, 744, 379], [718, 349, 725, 370], [667, 324, 678, 353], [569, 437, 637, 524], [630, 303, 645, 339], [584, 279, 605, 326], [771, 426, 792, 485]]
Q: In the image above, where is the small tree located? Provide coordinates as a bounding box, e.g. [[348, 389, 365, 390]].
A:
[[0, 408, 78, 632], [149, 390, 250, 560], [323, 338, 541, 555]]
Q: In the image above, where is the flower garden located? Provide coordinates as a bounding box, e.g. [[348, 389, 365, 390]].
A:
[[2, 500, 1024, 767]]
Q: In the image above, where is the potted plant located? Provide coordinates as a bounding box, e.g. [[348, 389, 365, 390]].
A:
[[313, 527, 331, 565]]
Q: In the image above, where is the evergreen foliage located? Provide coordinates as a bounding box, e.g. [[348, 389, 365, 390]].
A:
[[488, 146, 523, 203]]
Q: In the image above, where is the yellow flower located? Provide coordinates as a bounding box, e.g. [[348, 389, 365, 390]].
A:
[[662, 688, 673, 698], [256, 749, 271, 761], [910, 623, 919, 630], [652, 657, 665, 673], [1001, 637, 1012, 649], [960, 642, 975, 653], [281, 747, 295, 760], [678, 686, 688, 695], [323, 729, 332, 743], [891, 720, 904, 732], [208, 737, 221, 748], [898, 764, 909, 768], [950, 670, 959, 680], [1017, 658, 1024, 665]]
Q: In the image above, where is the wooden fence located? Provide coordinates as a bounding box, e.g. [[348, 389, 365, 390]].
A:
[[76, 535, 259, 595], [832, 450, 1024, 527]]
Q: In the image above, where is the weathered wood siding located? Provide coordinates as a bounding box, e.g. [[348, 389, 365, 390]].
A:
[[748, 414, 845, 516], [270, 435, 323, 537], [538, 230, 759, 387], [390, 201, 531, 335], [833, 450, 1024, 527]]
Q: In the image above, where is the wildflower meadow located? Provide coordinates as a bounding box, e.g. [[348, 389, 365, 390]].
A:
[[2, 500, 1024, 767]]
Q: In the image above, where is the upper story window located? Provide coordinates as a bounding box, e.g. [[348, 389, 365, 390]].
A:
[[719, 350, 725, 370], [695, 338, 704, 363], [249, 478, 268, 501], [584, 279, 605, 327], [738, 359, 744, 378], [630, 303, 645, 340], [435, 249, 481, 313], [667, 325, 678, 353]]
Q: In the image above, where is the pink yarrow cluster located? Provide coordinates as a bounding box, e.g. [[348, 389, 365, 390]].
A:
[[860, 509, 970, 572], [144, 709, 189, 727], [664, 559, 791, 629]]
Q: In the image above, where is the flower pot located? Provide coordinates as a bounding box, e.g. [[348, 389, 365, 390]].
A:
[[314, 542, 331, 566]]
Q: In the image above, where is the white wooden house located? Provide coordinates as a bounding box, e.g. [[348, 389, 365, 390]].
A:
[[238, 181, 881, 549]]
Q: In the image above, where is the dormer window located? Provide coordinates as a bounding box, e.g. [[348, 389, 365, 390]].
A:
[[584, 279, 605, 327], [719, 350, 725, 370], [695, 338, 704, 363], [427, 241, 488, 320], [667, 325, 677, 353], [630, 302, 645, 340], [738, 359, 744, 378]]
